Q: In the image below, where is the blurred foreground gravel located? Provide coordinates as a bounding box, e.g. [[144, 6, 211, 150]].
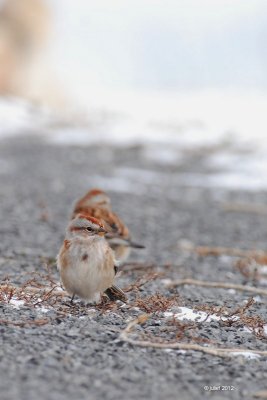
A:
[[1, 135, 267, 400]]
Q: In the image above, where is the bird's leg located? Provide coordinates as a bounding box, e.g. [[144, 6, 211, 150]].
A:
[[70, 293, 75, 304], [100, 293, 110, 305]]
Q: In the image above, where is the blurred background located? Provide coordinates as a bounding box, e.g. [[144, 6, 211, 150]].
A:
[[0, 0, 267, 190]]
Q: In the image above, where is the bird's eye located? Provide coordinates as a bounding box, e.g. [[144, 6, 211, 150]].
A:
[[86, 227, 93, 232]]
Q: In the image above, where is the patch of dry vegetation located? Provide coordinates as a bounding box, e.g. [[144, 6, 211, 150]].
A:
[[196, 298, 267, 340], [134, 292, 179, 313], [1, 258, 267, 359]]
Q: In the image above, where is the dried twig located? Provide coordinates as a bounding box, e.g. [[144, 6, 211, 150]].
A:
[[179, 242, 267, 262], [165, 278, 267, 297], [118, 315, 267, 358], [223, 202, 267, 215], [253, 390, 267, 399], [0, 318, 49, 327], [0, 283, 67, 297]]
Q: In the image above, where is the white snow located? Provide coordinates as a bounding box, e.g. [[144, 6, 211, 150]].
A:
[[9, 298, 25, 309], [45, 89, 267, 149], [164, 306, 236, 323], [8, 297, 50, 313], [231, 352, 261, 360], [39, 306, 50, 313], [0, 97, 51, 138], [1, 89, 267, 195]]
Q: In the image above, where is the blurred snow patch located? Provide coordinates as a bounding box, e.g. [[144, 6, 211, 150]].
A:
[[1, 90, 267, 192], [0, 97, 51, 137], [231, 352, 261, 359], [164, 307, 227, 323], [142, 145, 182, 165], [9, 298, 25, 308]]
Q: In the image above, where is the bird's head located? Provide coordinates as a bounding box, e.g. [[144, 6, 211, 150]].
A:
[[67, 214, 107, 238]]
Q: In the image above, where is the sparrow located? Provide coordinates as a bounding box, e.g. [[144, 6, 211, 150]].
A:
[[72, 188, 144, 262], [57, 214, 127, 303]]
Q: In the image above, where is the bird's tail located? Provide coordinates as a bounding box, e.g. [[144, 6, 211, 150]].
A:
[[105, 285, 127, 303], [107, 235, 145, 249]]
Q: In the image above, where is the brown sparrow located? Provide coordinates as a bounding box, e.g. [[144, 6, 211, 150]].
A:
[[72, 188, 144, 262], [57, 214, 126, 303]]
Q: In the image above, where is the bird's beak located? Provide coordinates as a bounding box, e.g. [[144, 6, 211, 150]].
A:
[[97, 227, 107, 236]]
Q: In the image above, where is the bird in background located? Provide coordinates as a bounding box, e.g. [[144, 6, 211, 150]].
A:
[[72, 188, 144, 263]]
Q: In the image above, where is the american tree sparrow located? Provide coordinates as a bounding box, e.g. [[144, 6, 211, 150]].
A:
[[72, 189, 144, 262], [57, 214, 126, 303]]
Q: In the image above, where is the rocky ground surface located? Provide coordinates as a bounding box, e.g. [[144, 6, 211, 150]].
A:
[[1, 134, 267, 400]]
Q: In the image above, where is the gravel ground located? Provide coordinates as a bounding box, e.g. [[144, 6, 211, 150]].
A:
[[1, 135, 267, 400]]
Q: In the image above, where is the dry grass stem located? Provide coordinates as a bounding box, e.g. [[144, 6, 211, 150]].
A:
[[179, 242, 267, 264], [166, 278, 267, 296], [0, 318, 49, 327], [253, 390, 267, 398], [0, 283, 67, 297], [223, 202, 267, 215]]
